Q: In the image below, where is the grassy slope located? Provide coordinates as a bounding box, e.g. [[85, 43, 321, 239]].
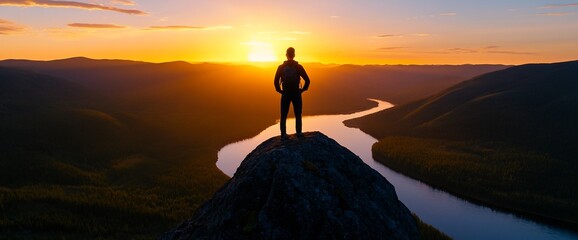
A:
[[346, 60, 578, 226], [0, 60, 504, 238], [374, 137, 578, 225]]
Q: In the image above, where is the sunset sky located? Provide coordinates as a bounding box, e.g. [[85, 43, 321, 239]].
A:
[[1, 0, 578, 64]]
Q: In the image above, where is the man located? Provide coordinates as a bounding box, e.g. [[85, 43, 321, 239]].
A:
[[274, 47, 310, 138]]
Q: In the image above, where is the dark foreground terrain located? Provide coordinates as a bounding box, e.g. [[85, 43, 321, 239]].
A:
[[163, 132, 450, 240]]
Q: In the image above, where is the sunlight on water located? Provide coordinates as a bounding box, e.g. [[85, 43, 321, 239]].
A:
[[217, 99, 578, 240]]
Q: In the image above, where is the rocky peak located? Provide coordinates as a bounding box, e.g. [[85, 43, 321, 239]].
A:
[[162, 132, 419, 240]]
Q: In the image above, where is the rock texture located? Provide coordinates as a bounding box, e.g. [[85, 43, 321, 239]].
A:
[[162, 132, 419, 240]]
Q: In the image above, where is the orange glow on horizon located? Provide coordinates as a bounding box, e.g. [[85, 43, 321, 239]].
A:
[[1, 0, 578, 66]]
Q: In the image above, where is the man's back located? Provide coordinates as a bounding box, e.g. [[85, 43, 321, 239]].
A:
[[275, 60, 310, 94], [280, 60, 301, 93]]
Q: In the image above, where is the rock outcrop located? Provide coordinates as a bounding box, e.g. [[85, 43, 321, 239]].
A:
[[162, 132, 419, 240]]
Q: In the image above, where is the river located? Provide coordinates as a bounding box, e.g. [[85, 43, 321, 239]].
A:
[[217, 99, 578, 240]]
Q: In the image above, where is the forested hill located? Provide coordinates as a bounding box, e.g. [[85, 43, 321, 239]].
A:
[[346, 60, 578, 158], [345, 60, 578, 226]]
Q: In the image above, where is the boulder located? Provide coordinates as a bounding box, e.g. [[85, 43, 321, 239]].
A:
[[162, 132, 418, 240]]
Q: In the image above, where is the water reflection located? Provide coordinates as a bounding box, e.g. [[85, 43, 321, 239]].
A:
[[217, 99, 577, 240]]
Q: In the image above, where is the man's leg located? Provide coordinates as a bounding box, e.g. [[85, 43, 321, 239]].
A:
[[280, 94, 291, 136], [293, 93, 303, 134]]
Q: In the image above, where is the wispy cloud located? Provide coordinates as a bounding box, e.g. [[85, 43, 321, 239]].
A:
[[536, 12, 575, 17], [374, 45, 535, 56], [539, 3, 578, 8], [440, 12, 457, 16], [109, 0, 134, 5], [0, 18, 25, 34], [147, 25, 205, 30], [378, 47, 407, 51], [145, 25, 232, 31], [486, 50, 535, 55], [68, 23, 126, 28], [444, 46, 535, 55], [375, 34, 399, 38], [448, 48, 477, 53], [0, 0, 147, 15]]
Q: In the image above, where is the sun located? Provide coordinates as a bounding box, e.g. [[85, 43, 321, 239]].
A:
[[246, 41, 278, 62]]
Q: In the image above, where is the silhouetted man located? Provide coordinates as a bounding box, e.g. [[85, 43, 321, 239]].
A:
[[274, 47, 310, 138]]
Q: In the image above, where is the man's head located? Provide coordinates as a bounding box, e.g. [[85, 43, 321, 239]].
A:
[[286, 47, 295, 60]]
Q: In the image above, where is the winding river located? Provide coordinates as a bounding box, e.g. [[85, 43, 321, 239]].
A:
[[217, 99, 578, 240]]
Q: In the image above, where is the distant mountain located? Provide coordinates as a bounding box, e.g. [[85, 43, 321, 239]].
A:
[[345, 60, 578, 226], [307, 63, 508, 105], [0, 56, 147, 69], [346, 60, 578, 157], [0, 57, 508, 106], [0, 57, 198, 96]]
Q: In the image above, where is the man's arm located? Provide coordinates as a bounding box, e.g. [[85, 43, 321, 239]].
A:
[[274, 65, 283, 93], [299, 65, 310, 91]]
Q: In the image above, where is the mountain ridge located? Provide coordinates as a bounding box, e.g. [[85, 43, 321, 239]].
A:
[[344, 59, 578, 226], [346, 60, 578, 154]]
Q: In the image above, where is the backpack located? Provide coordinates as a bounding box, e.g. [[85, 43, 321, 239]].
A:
[[281, 62, 300, 93]]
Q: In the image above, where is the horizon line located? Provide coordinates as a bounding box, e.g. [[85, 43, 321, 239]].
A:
[[3, 56, 576, 67]]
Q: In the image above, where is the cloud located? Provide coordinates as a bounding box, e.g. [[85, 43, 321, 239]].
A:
[[68, 23, 126, 28], [539, 3, 578, 8], [445, 46, 535, 55], [382, 45, 536, 56], [536, 12, 575, 17], [0, 0, 147, 15], [109, 0, 134, 5], [147, 25, 205, 30], [414, 33, 430, 37], [375, 34, 399, 38], [486, 50, 535, 55], [448, 48, 477, 53], [145, 25, 232, 31], [0, 18, 25, 34], [440, 12, 457, 16]]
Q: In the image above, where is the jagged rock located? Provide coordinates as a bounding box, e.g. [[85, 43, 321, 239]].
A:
[[162, 132, 419, 240]]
